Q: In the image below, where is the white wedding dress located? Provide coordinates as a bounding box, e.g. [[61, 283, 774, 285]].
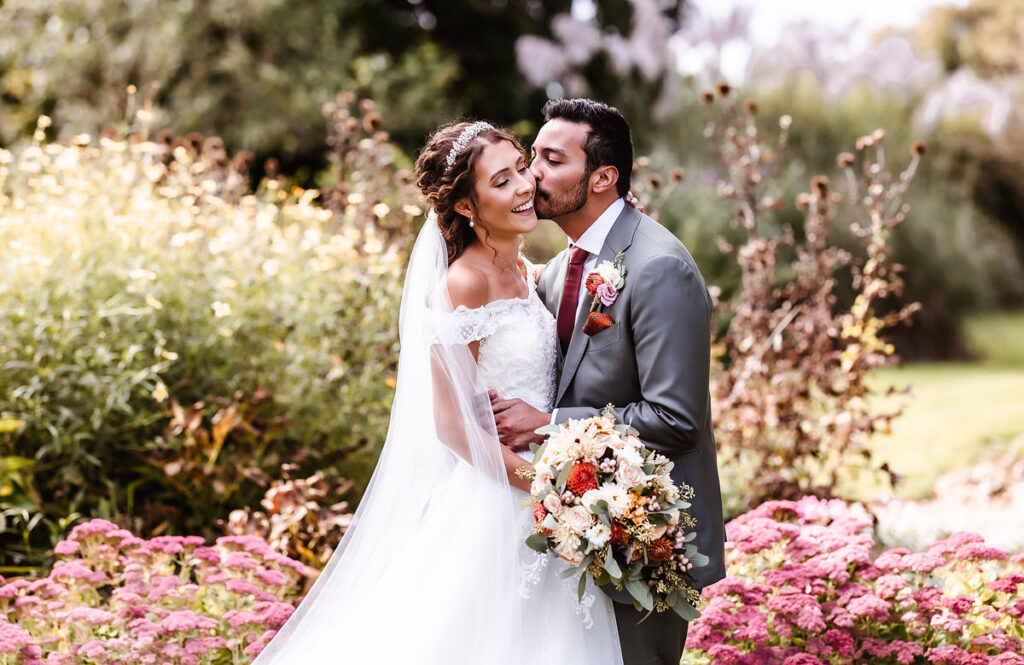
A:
[[442, 258, 623, 663], [252, 218, 622, 665]]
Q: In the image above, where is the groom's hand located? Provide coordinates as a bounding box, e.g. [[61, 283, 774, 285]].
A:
[[490, 391, 548, 453]]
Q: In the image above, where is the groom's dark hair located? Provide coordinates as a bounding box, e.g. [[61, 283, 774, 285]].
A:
[[542, 98, 633, 197]]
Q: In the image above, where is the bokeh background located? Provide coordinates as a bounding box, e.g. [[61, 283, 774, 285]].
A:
[[2, 0, 1023, 590]]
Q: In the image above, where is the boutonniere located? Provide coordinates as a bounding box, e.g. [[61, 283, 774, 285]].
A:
[[582, 251, 626, 336]]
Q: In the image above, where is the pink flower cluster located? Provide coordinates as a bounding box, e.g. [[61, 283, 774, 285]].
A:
[[685, 497, 1024, 665], [0, 519, 315, 664]]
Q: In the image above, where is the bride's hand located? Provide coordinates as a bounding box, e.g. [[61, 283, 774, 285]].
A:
[[489, 391, 548, 452]]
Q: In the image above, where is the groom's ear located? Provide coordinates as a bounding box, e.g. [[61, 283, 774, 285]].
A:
[[590, 165, 619, 194]]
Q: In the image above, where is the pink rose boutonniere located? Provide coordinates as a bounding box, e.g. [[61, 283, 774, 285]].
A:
[[582, 251, 626, 336]]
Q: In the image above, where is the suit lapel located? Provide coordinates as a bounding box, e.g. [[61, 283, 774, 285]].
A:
[[556, 205, 642, 405]]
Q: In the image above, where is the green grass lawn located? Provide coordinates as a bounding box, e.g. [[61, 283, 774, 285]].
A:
[[862, 363, 1024, 500], [849, 309, 1024, 500]]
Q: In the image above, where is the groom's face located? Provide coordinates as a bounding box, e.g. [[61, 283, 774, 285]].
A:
[[530, 119, 591, 220]]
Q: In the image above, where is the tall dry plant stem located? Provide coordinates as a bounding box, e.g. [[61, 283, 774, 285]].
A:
[[700, 88, 923, 516]]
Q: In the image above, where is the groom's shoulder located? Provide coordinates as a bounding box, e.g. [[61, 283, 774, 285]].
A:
[[630, 211, 700, 273]]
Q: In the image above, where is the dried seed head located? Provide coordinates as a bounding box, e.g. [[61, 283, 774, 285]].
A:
[[184, 132, 204, 153], [362, 112, 383, 133], [646, 173, 663, 189], [910, 141, 927, 157], [779, 115, 792, 130], [635, 156, 651, 169], [871, 129, 885, 142], [811, 175, 830, 197], [669, 167, 685, 183], [716, 82, 732, 97], [795, 192, 811, 210], [358, 98, 375, 113], [231, 150, 255, 172], [699, 90, 715, 105], [203, 136, 224, 155], [337, 91, 356, 106], [837, 152, 855, 168], [743, 99, 758, 115]]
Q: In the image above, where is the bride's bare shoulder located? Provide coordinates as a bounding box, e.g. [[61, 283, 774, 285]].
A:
[[446, 259, 490, 310]]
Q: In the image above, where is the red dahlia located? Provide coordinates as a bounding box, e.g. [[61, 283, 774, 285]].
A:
[[567, 461, 599, 496]]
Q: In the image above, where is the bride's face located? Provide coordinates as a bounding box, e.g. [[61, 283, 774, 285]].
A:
[[464, 140, 538, 237]]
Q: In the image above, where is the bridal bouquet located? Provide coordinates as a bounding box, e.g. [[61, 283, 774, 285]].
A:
[[520, 408, 707, 620]]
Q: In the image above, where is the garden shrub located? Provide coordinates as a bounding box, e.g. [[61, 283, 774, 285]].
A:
[[0, 519, 311, 664], [685, 496, 1024, 665], [0, 100, 416, 569]]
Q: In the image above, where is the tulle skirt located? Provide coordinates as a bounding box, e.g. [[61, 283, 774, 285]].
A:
[[253, 459, 622, 665]]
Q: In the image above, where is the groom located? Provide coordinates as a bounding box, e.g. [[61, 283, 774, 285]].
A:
[[491, 98, 726, 664]]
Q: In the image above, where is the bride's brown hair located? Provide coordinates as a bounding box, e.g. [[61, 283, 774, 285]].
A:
[[415, 122, 525, 264]]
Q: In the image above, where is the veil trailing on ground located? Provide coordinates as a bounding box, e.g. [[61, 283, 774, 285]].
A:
[[253, 213, 524, 664]]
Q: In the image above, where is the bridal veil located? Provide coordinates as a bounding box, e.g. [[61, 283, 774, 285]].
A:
[[252, 213, 524, 663]]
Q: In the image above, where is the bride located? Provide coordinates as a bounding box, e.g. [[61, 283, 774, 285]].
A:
[[251, 121, 623, 664]]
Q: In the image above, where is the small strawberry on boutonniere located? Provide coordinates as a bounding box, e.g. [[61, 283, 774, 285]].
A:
[[582, 250, 626, 336]]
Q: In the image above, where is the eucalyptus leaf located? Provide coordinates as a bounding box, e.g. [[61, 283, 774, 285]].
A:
[[577, 570, 587, 601], [525, 533, 549, 552], [604, 554, 622, 580], [624, 578, 654, 611], [555, 461, 573, 490]]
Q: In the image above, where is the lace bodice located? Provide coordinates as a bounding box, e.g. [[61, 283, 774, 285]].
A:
[[438, 258, 558, 416]]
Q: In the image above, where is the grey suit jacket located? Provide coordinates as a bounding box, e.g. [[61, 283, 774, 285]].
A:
[[538, 204, 727, 591]]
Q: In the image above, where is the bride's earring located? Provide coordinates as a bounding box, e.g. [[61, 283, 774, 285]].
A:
[[469, 216, 475, 228]]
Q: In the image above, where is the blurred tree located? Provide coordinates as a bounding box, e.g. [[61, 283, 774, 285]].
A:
[[0, 0, 675, 169], [913, 0, 1024, 268]]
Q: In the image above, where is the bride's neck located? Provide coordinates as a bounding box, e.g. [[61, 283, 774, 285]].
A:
[[470, 234, 521, 272]]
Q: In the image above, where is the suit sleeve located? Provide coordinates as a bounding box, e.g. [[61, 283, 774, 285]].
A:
[[555, 254, 712, 455]]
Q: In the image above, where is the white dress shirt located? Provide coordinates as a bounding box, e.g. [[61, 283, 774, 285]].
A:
[[570, 197, 625, 310], [550, 197, 624, 423]]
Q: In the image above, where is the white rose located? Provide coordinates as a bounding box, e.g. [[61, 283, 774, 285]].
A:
[[554, 537, 584, 565], [534, 463, 554, 485], [585, 523, 612, 549], [563, 505, 595, 534], [580, 489, 604, 511], [615, 463, 647, 490], [596, 262, 624, 289], [588, 435, 611, 458], [543, 492, 564, 517], [615, 447, 644, 468]]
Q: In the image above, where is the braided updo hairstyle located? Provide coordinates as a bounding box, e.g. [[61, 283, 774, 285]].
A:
[[415, 122, 525, 264]]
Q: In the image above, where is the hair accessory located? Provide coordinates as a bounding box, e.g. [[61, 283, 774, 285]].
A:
[[444, 121, 492, 174]]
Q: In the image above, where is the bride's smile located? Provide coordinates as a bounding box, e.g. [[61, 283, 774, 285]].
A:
[[458, 140, 539, 240]]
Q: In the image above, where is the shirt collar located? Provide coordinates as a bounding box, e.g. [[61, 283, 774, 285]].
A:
[[570, 197, 625, 257]]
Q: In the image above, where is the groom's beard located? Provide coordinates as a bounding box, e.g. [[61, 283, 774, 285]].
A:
[[534, 171, 589, 220]]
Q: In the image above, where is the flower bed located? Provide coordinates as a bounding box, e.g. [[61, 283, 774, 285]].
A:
[[0, 520, 312, 664], [685, 497, 1024, 664]]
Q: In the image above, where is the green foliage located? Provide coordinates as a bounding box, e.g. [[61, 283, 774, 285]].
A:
[[0, 114, 414, 570], [0, 0, 462, 167]]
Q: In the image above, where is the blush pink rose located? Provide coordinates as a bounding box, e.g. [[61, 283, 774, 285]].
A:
[[597, 282, 618, 306]]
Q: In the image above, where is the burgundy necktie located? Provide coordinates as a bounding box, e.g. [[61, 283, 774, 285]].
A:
[[557, 246, 589, 353]]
